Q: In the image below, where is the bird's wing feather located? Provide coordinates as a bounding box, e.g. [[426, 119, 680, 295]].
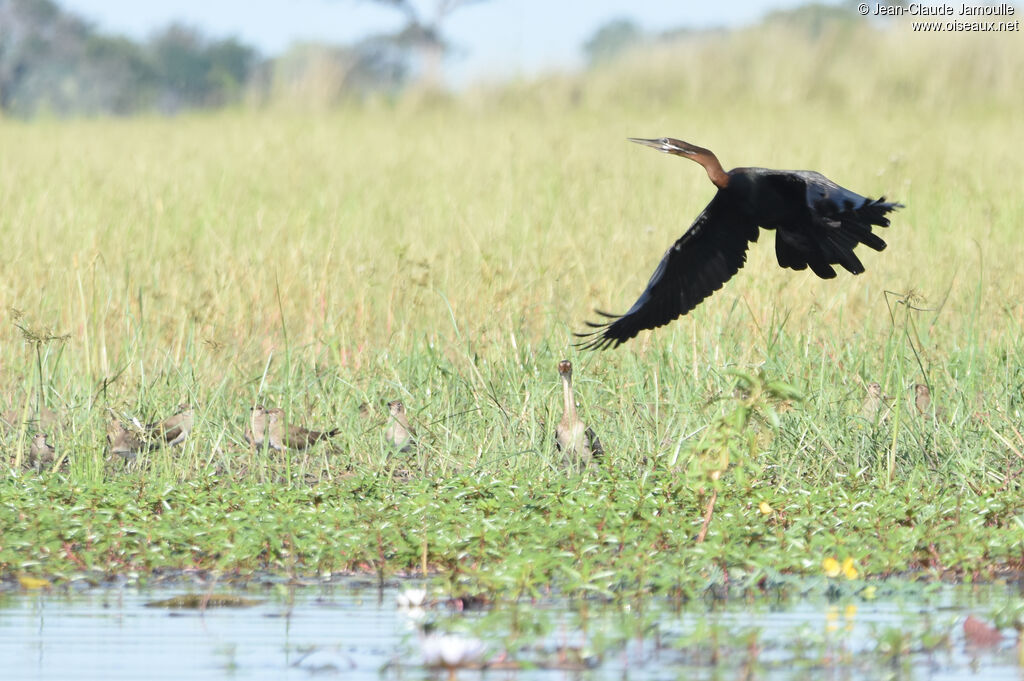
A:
[[577, 190, 759, 350], [763, 171, 901, 278]]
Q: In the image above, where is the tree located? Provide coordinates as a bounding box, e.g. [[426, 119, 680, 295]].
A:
[[355, 0, 489, 88], [149, 24, 258, 112], [582, 18, 644, 66], [0, 0, 258, 116]]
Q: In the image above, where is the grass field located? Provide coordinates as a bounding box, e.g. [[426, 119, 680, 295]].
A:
[[1, 19, 1023, 591]]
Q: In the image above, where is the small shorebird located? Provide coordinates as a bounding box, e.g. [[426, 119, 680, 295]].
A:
[[245, 405, 269, 448], [555, 360, 603, 469], [107, 414, 144, 460], [914, 383, 931, 417], [265, 407, 337, 451], [385, 400, 415, 452], [860, 382, 893, 423], [913, 383, 946, 421], [150, 404, 193, 447], [28, 433, 56, 470]]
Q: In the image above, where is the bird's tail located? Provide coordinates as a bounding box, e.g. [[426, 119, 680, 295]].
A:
[[781, 197, 901, 278], [827, 197, 901, 274]]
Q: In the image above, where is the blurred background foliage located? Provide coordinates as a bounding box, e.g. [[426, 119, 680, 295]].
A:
[[3, 0, 1019, 117]]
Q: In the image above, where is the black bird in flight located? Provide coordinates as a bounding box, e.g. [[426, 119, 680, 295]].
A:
[[577, 138, 902, 350]]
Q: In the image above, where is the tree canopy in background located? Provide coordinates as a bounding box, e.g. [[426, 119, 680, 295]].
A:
[[0, 0, 869, 117], [0, 0, 260, 115], [0, 0, 415, 116]]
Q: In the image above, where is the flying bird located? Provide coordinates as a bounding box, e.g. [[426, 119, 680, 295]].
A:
[[577, 138, 902, 350], [555, 360, 603, 469]]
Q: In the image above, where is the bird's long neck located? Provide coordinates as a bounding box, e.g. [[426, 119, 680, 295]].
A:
[[692, 148, 730, 189], [561, 374, 579, 424], [394, 409, 409, 430]]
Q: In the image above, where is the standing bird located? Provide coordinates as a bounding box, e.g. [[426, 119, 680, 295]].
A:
[[150, 404, 194, 447], [28, 433, 56, 471], [385, 400, 415, 452], [577, 138, 902, 349], [555, 360, 603, 469], [860, 382, 893, 423], [264, 407, 337, 451], [912, 382, 949, 422], [107, 415, 144, 460], [245, 405, 269, 449], [913, 383, 931, 418]]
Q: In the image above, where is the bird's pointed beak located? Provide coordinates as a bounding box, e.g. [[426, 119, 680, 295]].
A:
[[628, 137, 691, 155]]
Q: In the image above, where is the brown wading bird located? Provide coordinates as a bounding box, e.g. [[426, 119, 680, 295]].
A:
[[385, 400, 415, 452], [149, 404, 194, 447], [555, 360, 603, 468], [577, 138, 902, 349], [912, 383, 946, 421], [913, 383, 931, 417], [245, 405, 269, 448], [107, 413, 144, 460], [264, 407, 338, 451], [28, 433, 56, 471], [860, 382, 894, 423]]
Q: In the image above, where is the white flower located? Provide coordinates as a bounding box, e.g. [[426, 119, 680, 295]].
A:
[[396, 588, 428, 608], [420, 633, 486, 668], [292, 647, 356, 673]]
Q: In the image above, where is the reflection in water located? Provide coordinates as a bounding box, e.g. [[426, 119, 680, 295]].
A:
[[0, 580, 1019, 680]]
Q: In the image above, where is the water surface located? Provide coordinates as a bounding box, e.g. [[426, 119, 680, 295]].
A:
[[1, 578, 1019, 680]]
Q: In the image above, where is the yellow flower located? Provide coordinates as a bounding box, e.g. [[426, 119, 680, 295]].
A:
[[844, 604, 858, 619], [862, 585, 877, 600], [758, 501, 772, 515], [18, 575, 51, 590], [822, 557, 841, 578], [842, 557, 859, 580]]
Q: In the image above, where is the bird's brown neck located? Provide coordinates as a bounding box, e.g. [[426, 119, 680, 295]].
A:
[[691, 148, 730, 189]]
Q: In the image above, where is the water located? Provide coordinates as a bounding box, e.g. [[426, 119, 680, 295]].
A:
[[0, 579, 1020, 680]]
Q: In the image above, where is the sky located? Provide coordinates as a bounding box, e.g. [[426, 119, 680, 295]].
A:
[[57, 0, 823, 85]]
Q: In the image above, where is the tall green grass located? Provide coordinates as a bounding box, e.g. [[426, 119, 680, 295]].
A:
[[0, 19, 1022, 494]]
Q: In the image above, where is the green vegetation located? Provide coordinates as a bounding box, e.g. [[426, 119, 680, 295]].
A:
[[2, 471, 1021, 593], [1, 20, 1023, 592]]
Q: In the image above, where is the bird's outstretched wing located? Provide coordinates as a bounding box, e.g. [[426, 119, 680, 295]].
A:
[[576, 190, 759, 350], [771, 171, 902, 279]]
